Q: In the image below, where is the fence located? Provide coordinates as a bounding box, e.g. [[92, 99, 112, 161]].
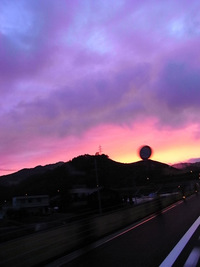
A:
[[0, 193, 183, 267]]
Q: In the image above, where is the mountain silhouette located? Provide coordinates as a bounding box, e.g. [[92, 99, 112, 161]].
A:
[[0, 154, 199, 202]]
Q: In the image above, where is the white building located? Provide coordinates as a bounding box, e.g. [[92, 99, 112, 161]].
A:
[[12, 195, 49, 214]]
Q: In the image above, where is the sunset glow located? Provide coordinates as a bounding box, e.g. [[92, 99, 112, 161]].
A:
[[0, 1, 200, 175]]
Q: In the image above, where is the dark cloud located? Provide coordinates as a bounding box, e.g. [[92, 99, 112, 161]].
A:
[[0, 0, 200, 172], [152, 60, 200, 129], [157, 63, 200, 108]]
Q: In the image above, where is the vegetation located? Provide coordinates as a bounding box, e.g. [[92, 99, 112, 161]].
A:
[[0, 154, 199, 212]]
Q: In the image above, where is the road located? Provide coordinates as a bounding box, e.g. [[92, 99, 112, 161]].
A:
[[48, 194, 200, 267]]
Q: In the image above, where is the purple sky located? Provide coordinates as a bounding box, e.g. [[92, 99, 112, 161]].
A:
[[1, 0, 200, 175]]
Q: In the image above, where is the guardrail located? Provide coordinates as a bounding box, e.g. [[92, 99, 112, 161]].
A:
[[0, 193, 184, 267]]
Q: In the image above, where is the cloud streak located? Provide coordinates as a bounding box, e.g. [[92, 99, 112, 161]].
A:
[[0, 0, 200, 174]]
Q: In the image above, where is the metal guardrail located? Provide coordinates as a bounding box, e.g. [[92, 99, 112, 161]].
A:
[[0, 193, 185, 267]]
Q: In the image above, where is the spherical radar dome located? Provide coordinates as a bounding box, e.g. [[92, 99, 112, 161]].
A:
[[139, 145, 152, 160]]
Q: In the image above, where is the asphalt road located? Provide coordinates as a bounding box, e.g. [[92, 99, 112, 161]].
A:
[[55, 194, 200, 267]]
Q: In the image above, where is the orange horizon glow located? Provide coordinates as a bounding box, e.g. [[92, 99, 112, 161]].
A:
[[1, 2, 200, 178], [1, 119, 199, 176]]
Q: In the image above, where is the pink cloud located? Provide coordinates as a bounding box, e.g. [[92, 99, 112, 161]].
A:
[[0, 0, 200, 174]]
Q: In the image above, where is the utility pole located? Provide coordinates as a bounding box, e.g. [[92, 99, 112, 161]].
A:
[[95, 156, 102, 215]]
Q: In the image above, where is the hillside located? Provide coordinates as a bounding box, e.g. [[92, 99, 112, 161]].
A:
[[0, 162, 65, 186], [0, 154, 199, 203], [172, 161, 200, 172]]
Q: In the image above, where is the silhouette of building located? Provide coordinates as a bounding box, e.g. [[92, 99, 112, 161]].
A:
[[12, 195, 49, 214]]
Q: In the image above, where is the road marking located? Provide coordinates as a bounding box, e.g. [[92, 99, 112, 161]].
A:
[[47, 201, 184, 267], [46, 201, 186, 267], [160, 216, 200, 267], [184, 247, 200, 267]]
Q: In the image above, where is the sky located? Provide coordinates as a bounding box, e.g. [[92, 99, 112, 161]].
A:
[[0, 0, 200, 175]]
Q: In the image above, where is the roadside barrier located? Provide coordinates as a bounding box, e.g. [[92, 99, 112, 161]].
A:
[[0, 194, 182, 267]]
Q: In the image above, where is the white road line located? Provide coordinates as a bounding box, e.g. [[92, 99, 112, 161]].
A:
[[160, 216, 200, 267], [46, 201, 185, 267], [184, 247, 200, 267]]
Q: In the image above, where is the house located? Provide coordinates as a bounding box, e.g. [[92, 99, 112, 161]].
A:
[[12, 195, 49, 214], [69, 185, 101, 207]]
